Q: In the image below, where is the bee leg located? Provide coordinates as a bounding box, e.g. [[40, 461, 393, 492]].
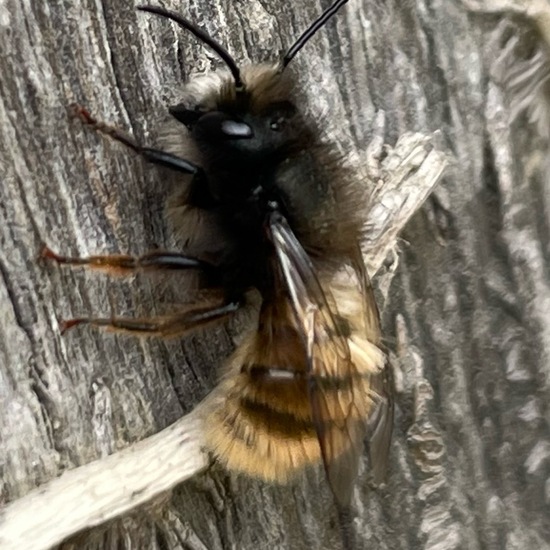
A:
[[40, 246, 213, 277], [69, 103, 201, 175], [60, 301, 241, 337]]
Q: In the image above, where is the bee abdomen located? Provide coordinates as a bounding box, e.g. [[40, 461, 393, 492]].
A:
[[203, 346, 371, 483], [202, 297, 382, 484], [205, 386, 322, 483]]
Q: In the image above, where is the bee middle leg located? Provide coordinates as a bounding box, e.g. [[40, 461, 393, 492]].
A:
[[41, 246, 212, 277], [61, 301, 241, 336]]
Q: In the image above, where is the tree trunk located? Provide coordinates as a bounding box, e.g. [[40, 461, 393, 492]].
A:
[[0, 1, 548, 549]]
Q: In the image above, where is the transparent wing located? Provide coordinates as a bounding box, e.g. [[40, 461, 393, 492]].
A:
[[268, 211, 366, 505], [364, 363, 394, 483], [351, 246, 394, 483]]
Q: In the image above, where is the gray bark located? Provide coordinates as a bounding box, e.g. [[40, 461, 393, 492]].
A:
[[0, 1, 548, 550]]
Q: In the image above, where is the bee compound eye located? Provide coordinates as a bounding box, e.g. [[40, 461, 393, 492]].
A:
[[221, 120, 253, 139], [267, 101, 296, 132], [270, 117, 284, 131], [193, 111, 253, 141]]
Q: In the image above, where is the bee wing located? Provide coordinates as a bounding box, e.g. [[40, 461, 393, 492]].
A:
[[351, 247, 394, 484], [268, 212, 365, 505], [364, 364, 394, 482]]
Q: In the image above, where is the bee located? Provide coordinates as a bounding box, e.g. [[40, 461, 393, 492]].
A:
[[43, 0, 393, 532]]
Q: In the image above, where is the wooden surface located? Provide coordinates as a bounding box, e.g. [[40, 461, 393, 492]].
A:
[[0, 1, 548, 549]]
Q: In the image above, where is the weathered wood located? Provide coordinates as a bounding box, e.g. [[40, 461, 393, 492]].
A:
[[0, 1, 548, 550], [0, 126, 445, 550]]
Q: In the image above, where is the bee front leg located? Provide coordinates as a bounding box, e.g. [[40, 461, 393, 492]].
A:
[[40, 246, 212, 277], [69, 103, 201, 176]]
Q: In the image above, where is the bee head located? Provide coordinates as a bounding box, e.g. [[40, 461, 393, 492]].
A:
[[137, 1, 350, 190], [167, 66, 302, 166]]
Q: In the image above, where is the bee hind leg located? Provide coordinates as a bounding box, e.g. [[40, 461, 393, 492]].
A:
[[60, 301, 241, 337]]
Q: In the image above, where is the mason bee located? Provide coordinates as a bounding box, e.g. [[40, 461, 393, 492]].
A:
[[43, 0, 393, 530]]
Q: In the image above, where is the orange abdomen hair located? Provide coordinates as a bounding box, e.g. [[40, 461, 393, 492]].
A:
[[203, 296, 384, 483]]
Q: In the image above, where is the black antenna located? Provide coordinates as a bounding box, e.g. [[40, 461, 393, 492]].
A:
[[138, 5, 244, 91], [282, 0, 349, 68]]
